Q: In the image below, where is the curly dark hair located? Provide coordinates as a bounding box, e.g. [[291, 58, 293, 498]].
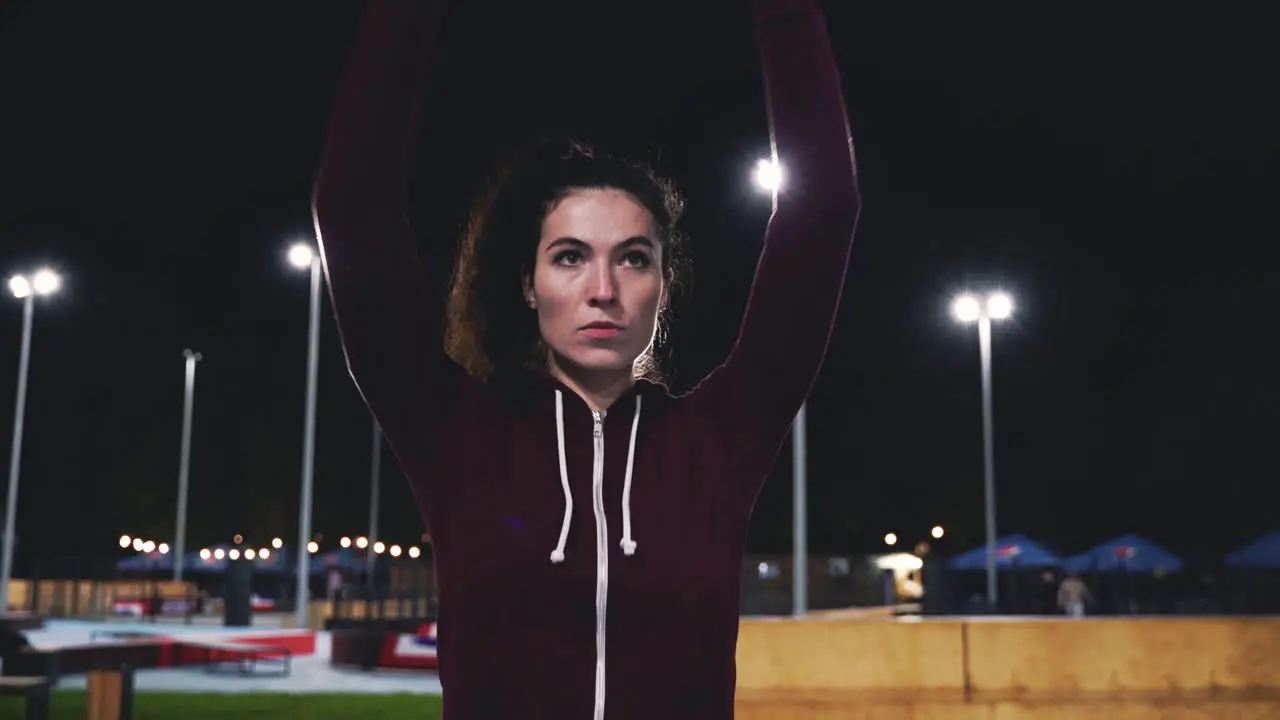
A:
[[445, 138, 689, 385]]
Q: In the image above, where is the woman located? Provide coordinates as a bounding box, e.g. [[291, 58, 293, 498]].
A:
[[312, 1, 859, 717]]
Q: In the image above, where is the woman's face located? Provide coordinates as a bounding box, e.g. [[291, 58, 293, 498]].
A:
[[525, 188, 664, 377]]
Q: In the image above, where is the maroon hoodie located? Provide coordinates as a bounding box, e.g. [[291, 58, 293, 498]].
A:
[[312, 1, 859, 717]]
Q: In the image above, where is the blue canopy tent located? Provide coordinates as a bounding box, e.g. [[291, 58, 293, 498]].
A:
[[1225, 530, 1280, 569], [311, 547, 363, 575], [948, 534, 1063, 570], [116, 551, 174, 573], [1063, 533, 1184, 573]]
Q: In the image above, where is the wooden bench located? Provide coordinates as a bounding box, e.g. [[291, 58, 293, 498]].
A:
[[0, 675, 51, 720], [181, 640, 292, 676]]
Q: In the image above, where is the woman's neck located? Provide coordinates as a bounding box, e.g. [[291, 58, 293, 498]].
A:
[[546, 353, 636, 413]]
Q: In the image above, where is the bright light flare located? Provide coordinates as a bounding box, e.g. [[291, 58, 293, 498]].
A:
[[288, 243, 315, 269], [884, 533, 898, 546], [952, 294, 981, 323], [953, 291, 1014, 322], [408, 546, 421, 559], [32, 269, 60, 295], [7, 269, 60, 299], [157, 543, 170, 554], [389, 545, 402, 558], [753, 158, 783, 193], [373, 541, 386, 554], [931, 525, 945, 539], [272, 537, 283, 549], [8, 276, 31, 299], [987, 292, 1013, 320], [119, 535, 132, 549], [355, 536, 369, 550], [306, 541, 320, 554]]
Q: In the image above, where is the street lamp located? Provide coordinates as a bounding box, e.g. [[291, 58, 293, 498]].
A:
[[884, 533, 898, 547], [1, 268, 61, 610], [952, 290, 1014, 609], [288, 241, 323, 629], [754, 156, 811, 617], [931, 525, 945, 540], [173, 349, 202, 582]]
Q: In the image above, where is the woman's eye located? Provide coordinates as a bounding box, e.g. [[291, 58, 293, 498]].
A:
[[621, 251, 652, 268], [554, 250, 584, 266]]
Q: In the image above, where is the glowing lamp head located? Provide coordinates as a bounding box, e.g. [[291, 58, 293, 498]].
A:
[[952, 294, 981, 323], [288, 243, 315, 269], [986, 292, 1013, 320], [753, 158, 783, 193]]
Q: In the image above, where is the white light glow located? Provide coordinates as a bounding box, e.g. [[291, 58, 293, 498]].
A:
[[306, 541, 320, 554], [884, 533, 898, 546], [952, 294, 981, 323], [753, 158, 783, 193], [288, 243, 315, 269], [31, 269, 60, 295], [8, 276, 31, 299], [987, 292, 1013, 320]]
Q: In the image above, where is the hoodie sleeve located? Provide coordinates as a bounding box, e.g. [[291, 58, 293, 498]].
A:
[[312, 1, 480, 466], [689, 0, 860, 486]]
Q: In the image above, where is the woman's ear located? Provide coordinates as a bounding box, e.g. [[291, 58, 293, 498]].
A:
[[522, 273, 536, 308]]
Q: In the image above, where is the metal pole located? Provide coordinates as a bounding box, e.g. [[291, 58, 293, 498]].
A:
[[173, 349, 201, 582], [0, 296, 34, 610], [294, 257, 322, 628], [978, 315, 998, 609], [792, 402, 807, 616], [366, 421, 382, 587]]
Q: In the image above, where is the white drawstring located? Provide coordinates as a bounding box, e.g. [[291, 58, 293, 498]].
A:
[[619, 395, 641, 556], [548, 389, 643, 563], [550, 390, 573, 563]]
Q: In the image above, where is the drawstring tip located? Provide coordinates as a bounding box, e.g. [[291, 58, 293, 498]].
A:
[[550, 549, 566, 563], [620, 539, 637, 556]]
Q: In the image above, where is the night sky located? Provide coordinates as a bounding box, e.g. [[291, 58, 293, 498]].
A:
[[1, 3, 1274, 565]]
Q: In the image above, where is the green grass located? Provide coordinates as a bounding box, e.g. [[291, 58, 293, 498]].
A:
[[0, 691, 443, 719]]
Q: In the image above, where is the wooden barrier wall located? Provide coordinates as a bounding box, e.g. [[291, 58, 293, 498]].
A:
[[735, 616, 1280, 719], [3, 579, 197, 615]]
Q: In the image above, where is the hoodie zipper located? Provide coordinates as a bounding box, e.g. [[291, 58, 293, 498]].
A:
[[591, 410, 608, 720]]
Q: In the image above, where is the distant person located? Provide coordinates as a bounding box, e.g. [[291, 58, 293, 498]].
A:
[[1057, 573, 1091, 618], [311, 0, 859, 716]]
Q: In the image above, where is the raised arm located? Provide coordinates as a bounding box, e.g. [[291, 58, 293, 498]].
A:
[[312, 0, 472, 440], [693, 0, 860, 473]]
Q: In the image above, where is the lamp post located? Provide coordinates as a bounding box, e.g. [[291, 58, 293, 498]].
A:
[[288, 242, 323, 629], [1, 268, 61, 610], [173, 349, 202, 581], [952, 290, 1014, 609], [753, 157, 812, 616]]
